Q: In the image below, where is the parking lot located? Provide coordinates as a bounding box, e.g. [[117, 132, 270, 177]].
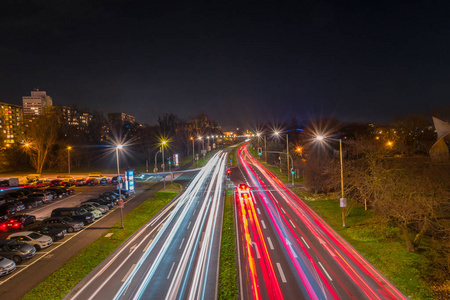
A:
[[0, 182, 158, 299]]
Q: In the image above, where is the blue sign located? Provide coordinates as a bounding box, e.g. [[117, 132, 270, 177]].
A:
[[125, 170, 135, 193]]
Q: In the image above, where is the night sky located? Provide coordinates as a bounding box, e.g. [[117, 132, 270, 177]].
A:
[[1, 1, 449, 129]]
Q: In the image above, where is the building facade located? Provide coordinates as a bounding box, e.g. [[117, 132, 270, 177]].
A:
[[22, 89, 53, 116], [0, 102, 24, 145]]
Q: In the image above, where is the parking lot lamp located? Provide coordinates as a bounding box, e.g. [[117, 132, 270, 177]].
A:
[[116, 144, 124, 229], [67, 146, 72, 175]]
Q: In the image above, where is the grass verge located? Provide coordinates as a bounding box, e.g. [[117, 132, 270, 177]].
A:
[[302, 198, 436, 299], [22, 191, 179, 300], [218, 190, 238, 300]]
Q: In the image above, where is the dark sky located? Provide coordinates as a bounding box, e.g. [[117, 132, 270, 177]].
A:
[[1, 1, 449, 129]]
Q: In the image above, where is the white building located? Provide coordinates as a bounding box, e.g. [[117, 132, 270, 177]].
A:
[[22, 89, 53, 116]]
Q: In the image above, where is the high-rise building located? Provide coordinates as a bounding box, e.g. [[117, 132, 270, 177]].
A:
[[107, 112, 136, 125], [0, 102, 24, 145], [22, 89, 53, 116]]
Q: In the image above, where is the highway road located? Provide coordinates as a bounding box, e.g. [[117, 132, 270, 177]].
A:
[[233, 144, 407, 300], [67, 151, 228, 300]]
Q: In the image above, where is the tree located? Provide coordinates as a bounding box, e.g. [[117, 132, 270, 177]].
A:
[[23, 115, 61, 173], [345, 138, 449, 252]]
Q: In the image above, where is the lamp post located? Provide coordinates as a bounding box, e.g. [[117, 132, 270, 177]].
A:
[[275, 131, 290, 180], [317, 135, 346, 227], [67, 146, 72, 176], [116, 144, 124, 229], [190, 137, 194, 164], [162, 140, 166, 189]]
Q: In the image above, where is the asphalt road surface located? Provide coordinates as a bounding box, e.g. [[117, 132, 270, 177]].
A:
[[67, 151, 227, 300], [233, 144, 407, 300]]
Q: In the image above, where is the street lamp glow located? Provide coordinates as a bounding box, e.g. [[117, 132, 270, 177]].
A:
[[256, 133, 261, 137], [316, 135, 324, 141], [67, 146, 72, 150], [274, 131, 279, 136], [162, 141, 166, 145], [117, 144, 123, 149]]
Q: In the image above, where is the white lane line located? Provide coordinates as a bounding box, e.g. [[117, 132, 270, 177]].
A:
[[257, 208, 261, 215], [267, 237, 274, 250], [318, 261, 333, 281], [289, 219, 296, 228], [179, 238, 185, 249], [276, 263, 287, 283], [281, 207, 286, 214], [187, 221, 191, 229], [261, 220, 266, 229], [193, 209, 196, 216], [301, 237, 310, 249], [122, 264, 136, 282], [167, 262, 176, 279]]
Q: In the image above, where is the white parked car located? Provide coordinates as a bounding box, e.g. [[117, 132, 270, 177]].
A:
[[7, 231, 53, 250]]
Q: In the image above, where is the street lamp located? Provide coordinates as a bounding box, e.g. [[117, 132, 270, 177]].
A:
[[115, 144, 124, 229], [190, 137, 194, 165], [274, 131, 290, 181], [67, 146, 72, 176], [161, 140, 167, 189], [316, 135, 346, 227]]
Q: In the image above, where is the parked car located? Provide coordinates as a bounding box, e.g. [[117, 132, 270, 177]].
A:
[[28, 192, 53, 203], [51, 207, 94, 225], [22, 198, 44, 209], [0, 180, 9, 187], [99, 195, 119, 205], [0, 214, 36, 231], [8, 200, 25, 212], [0, 204, 16, 220], [0, 239, 36, 264], [74, 178, 86, 186], [101, 191, 125, 200], [49, 179, 64, 187], [7, 231, 53, 250], [41, 217, 84, 233], [85, 197, 114, 209], [81, 202, 109, 214], [99, 177, 109, 185], [61, 186, 75, 195], [78, 206, 102, 219], [115, 189, 131, 198], [44, 187, 68, 198], [0, 256, 16, 276], [25, 224, 66, 242]]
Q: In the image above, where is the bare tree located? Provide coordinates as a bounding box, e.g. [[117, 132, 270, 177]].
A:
[[23, 115, 60, 173]]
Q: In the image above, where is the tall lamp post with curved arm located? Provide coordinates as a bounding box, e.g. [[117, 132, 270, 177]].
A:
[[116, 144, 124, 229], [316, 135, 346, 227]]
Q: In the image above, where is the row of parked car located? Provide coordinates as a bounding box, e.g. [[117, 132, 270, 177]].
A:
[[0, 189, 131, 277], [0, 186, 75, 221]]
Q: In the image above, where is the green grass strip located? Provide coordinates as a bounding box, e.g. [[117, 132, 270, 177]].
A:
[[22, 191, 179, 300], [218, 190, 238, 300]]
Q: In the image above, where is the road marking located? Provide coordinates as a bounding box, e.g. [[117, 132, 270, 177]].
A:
[[129, 244, 137, 253], [276, 263, 287, 283], [143, 238, 153, 252], [193, 209, 196, 216], [251, 241, 261, 258], [179, 238, 185, 249], [187, 221, 191, 229], [281, 207, 286, 214], [122, 264, 136, 282], [105, 233, 113, 238], [167, 262, 176, 279], [267, 237, 274, 250], [318, 261, 333, 281], [261, 220, 266, 229], [301, 237, 310, 249], [289, 219, 296, 228], [257, 208, 261, 215]]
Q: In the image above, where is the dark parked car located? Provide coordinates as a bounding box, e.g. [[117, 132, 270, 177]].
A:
[[25, 224, 66, 242], [51, 208, 94, 225], [50, 179, 64, 187], [27, 192, 53, 203], [41, 217, 84, 233], [84, 198, 114, 209], [22, 198, 44, 209], [44, 187, 67, 198], [0, 204, 16, 220], [101, 191, 124, 200], [61, 186, 75, 195], [74, 178, 86, 186], [0, 239, 36, 264], [115, 189, 130, 198], [0, 214, 36, 231]]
